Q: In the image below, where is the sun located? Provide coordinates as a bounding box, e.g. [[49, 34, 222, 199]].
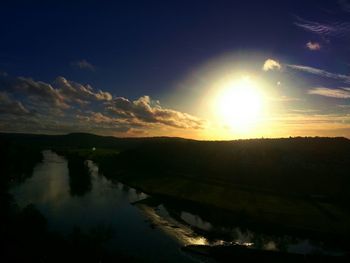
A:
[[215, 76, 264, 132]]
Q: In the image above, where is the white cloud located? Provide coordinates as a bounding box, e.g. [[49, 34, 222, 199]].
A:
[[262, 59, 281, 71], [306, 41, 321, 51]]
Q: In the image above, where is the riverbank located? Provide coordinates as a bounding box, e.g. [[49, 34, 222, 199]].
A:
[[114, 171, 350, 247]]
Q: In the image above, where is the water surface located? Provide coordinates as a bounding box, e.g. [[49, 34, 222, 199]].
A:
[[11, 151, 198, 262]]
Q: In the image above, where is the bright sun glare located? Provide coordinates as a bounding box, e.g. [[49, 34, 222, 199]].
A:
[[215, 76, 263, 132]]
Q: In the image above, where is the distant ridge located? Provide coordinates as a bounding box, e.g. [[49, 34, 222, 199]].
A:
[[0, 132, 195, 150], [1, 131, 348, 142]]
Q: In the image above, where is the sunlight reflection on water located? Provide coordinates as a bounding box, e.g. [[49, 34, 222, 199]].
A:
[[138, 200, 345, 256], [9, 151, 197, 263]]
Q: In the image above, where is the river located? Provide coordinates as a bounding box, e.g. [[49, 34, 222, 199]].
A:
[[10, 150, 342, 262]]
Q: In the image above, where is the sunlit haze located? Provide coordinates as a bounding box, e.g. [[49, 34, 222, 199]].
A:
[[214, 76, 264, 132]]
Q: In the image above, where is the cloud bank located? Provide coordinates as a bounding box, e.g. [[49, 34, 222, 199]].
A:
[[0, 74, 205, 136]]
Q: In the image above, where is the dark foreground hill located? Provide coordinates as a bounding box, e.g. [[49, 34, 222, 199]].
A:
[[2, 132, 350, 244]]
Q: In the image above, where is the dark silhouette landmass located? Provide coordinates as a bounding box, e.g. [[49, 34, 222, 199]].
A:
[[182, 244, 348, 263], [1, 132, 350, 262]]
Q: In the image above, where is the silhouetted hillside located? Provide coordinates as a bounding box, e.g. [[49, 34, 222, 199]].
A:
[[0, 132, 191, 150], [114, 136, 350, 200]]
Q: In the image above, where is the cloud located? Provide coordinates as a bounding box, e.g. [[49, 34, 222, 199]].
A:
[[306, 41, 321, 51], [1, 75, 113, 112], [0, 73, 206, 136], [308, 87, 350, 99], [71, 59, 95, 71], [53, 76, 112, 104], [262, 59, 281, 71], [0, 91, 31, 115], [15, 77, 70, 110], [294, 16, 350, 38], [107, 95, 206, 129], [262, 58, 350, 86], [287, 64, 350, 84]]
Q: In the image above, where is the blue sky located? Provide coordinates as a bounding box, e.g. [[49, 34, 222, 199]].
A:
[[1, 0, 350, 139]]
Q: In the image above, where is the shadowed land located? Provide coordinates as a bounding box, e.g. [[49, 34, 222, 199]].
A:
[[1, 132, 350, 262], [182, 244, 348, 263]]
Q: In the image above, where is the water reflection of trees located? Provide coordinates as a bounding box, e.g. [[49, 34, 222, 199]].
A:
[[1, 141, 43, 186], [67, 155, 92, 196]]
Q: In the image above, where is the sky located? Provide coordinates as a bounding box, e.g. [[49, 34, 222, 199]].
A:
[[1, 0, 350, 139]]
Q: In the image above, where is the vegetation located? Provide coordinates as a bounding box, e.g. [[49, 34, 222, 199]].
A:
[[66, 154, 92, 196]]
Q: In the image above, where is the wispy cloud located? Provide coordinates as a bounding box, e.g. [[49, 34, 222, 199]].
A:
[[308, 87, 350, 99], [267, 96, 300, 102], [287, 64, 350, 84], [262, 59, 281, 71], [263, 57, 350, 84], [338, 103, 350, 107], [294, 16, 350, 38], [71, 59, 95, 71], [306, 41, 321, 51]]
